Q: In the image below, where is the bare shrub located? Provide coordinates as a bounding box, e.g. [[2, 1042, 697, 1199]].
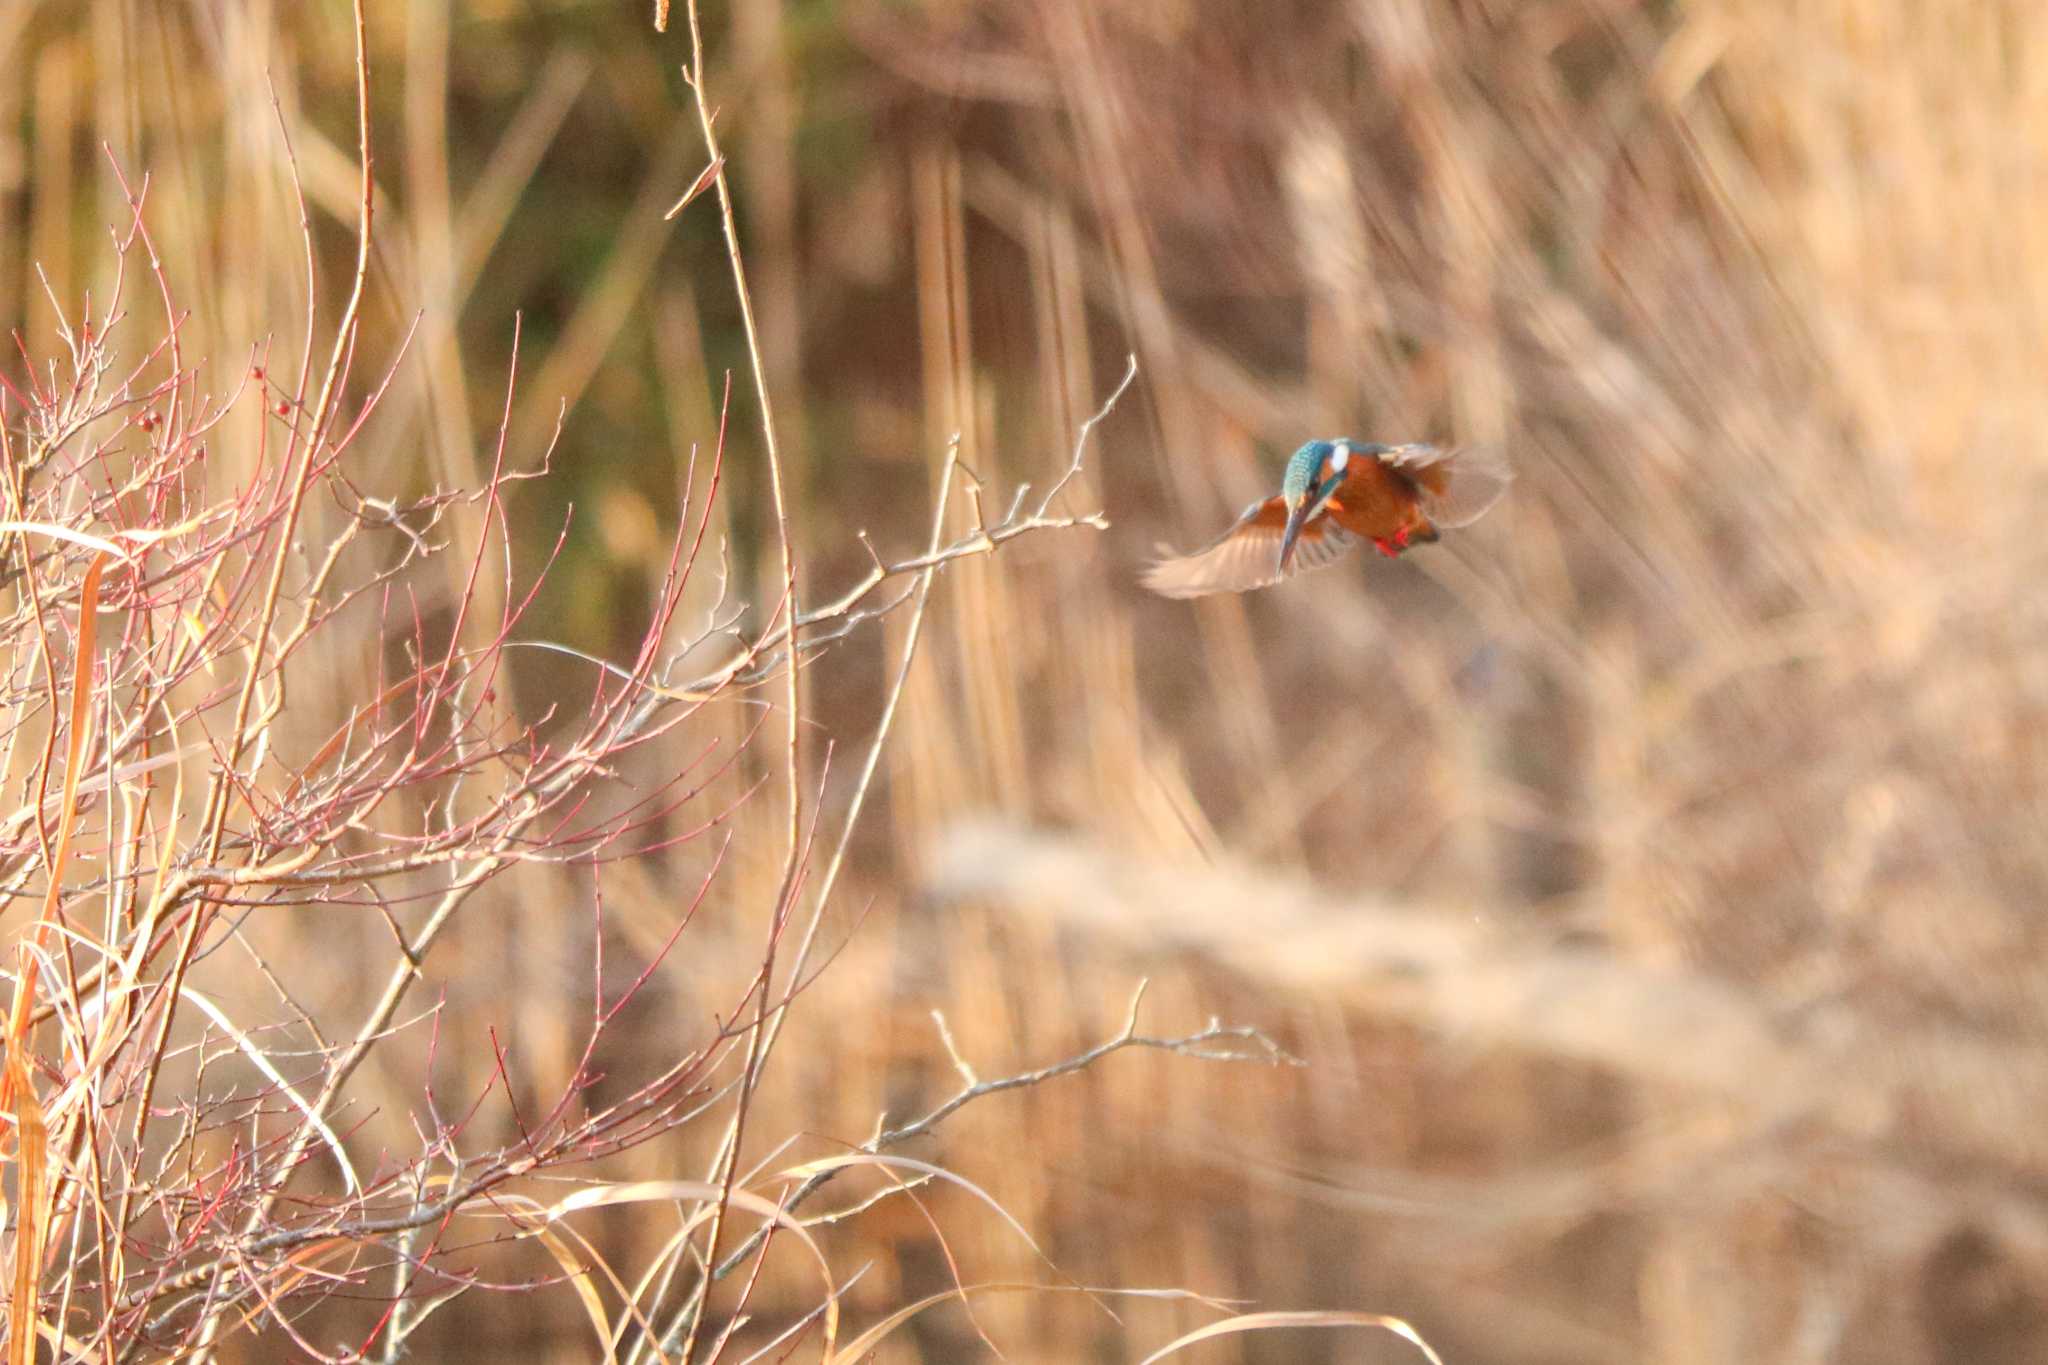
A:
[[0, 7, 1345, 1361]]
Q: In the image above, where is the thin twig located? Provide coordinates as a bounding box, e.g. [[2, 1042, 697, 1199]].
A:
[[673, 2, 807, 1359], [707, 981, 1298, 1283]]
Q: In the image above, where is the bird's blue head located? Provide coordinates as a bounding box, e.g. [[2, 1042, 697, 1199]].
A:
[[1282, 440, 1334, 504], [1278, 439, 1355, 572]]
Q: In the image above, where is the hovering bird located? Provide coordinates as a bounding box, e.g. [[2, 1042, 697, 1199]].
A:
[[1141, 439, 1511, 599]]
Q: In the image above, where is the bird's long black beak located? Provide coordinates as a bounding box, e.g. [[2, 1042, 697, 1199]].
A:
[[1278, 498, 1311, 574]]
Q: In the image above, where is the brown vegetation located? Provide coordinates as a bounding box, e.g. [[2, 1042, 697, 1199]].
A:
[[2, 0, 2044, 1361]]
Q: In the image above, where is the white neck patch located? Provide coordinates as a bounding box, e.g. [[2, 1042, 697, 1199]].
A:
[[1330, 440, 1351, 473]]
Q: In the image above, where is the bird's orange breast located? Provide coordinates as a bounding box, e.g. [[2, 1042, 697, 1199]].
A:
[[1325, 461, 1430, 541]]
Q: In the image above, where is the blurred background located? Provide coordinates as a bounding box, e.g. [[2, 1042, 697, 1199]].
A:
[[7, 0, 2048, 1360]]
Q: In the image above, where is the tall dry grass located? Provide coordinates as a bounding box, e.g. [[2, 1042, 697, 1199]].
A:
[[5, 0, 2047, 1362]]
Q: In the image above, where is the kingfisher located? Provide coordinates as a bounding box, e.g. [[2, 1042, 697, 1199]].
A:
[[1141, 439, 1511, 598]]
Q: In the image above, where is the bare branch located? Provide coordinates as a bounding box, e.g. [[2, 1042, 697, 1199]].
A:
[[706, 982, 1295, 1283]]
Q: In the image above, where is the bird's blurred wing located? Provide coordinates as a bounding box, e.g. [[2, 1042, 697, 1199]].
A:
[[1141, 497, 1357, 599], [1377, 443, 1513, 530]]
